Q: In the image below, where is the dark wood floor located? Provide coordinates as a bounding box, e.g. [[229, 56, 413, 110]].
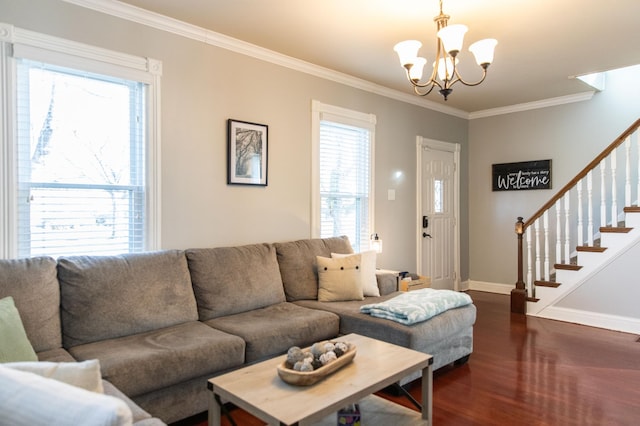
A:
[[174, 291, 640, 426]]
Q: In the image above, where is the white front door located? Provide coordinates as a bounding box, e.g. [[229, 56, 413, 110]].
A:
[[417, 138, 460, 290]]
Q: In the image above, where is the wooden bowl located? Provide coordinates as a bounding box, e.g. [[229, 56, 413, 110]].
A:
[[277, 343, 357, 386]]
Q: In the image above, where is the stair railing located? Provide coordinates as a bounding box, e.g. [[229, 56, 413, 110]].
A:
[[512, 118, 640, 313]]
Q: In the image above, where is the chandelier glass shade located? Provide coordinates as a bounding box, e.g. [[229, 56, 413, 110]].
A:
[[394, 0, 497, 100]]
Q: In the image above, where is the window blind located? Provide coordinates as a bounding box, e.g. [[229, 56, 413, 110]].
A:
[[318, 120, 371, 252]]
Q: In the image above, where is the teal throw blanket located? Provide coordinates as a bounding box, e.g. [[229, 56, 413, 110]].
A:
[[360, 288, 472, 325]]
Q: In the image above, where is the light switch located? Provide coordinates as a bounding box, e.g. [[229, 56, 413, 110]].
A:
[[388, 189, 396, 201]]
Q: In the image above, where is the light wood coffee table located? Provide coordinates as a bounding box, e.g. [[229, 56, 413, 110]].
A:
[[207, 333, 433, 426]]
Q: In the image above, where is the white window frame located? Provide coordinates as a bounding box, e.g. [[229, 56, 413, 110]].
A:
[[0, 23, 162, 259], [311, 100, 376, 251]]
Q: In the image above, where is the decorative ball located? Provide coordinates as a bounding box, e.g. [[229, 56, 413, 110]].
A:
[[319, 351, 337, 365], [323, 342, 336, 353], [310, 341, 329, 357], [286, 347, 306, 367], [334, 342, 349, 354], [299, 361, 314, 372]]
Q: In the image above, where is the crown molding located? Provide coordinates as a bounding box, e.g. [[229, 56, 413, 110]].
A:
[[469, 91, 595, 120], [62, 0, 469, 119]]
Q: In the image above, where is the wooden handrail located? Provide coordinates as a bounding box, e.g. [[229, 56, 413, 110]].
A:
[[522, 118, 640, 230]]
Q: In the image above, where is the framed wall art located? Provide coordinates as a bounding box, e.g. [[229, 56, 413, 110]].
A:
[[492, 159, 552, 191], [227, 119, 268, 186]]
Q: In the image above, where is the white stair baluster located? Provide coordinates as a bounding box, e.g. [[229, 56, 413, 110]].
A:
[[637, 131, 640, 206], [526, 226, 533, 297], [587, 171, 594, 246], [577, 179, 584, 247], [555, 199, 562, 265], [564, 192, 571, 263], [611, 149, 618, 226], [543, 211, 550, 280], [535, 218, 541, 281], [625, 136, 631, 207], [600, 159, 607, 227]]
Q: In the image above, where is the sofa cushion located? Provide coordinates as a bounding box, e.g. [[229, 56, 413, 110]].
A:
[[205, 302, 339, 363], [0, 257, 61, 352], [275, 236, 353, 301], [316, 255, 364, 302], [0, 364, 133, 426], [68, 321, 245, 398], [58, 250, 198, 347], [186, 244, 286, 320], [0, 297, 38, 362]]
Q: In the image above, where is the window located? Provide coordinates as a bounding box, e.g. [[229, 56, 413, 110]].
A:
[[311, 101, 375, 252], [0, 24, 161, 258], [434, 179, 443, 213]]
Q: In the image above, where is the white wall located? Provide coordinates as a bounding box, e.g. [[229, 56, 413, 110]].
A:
[[0, 0, 469, 275], [468, 65, 640, 294], [557, 237, 640, 318]]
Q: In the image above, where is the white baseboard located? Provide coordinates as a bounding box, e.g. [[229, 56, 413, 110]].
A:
[[467, 280, 512, 295], [533, 306, 640, 335]]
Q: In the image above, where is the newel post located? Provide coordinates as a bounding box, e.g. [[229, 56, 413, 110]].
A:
[[511, 217, 527, 314]]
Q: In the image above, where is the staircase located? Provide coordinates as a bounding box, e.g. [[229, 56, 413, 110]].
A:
[[511, 119, 640, 329]]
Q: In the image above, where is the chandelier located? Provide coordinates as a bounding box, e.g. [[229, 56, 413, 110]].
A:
[[393, 0, 497, 100]]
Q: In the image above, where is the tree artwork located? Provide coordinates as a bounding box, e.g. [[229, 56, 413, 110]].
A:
[[234, 128, 263, 179]]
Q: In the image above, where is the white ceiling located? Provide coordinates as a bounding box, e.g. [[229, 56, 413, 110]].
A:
[[112, 0, 640, 113]]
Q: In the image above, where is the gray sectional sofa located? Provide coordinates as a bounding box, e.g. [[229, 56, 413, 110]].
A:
[[0, 236, 476, 424]]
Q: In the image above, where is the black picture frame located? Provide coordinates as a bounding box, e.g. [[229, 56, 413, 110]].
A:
[[227, 119, 268, 186]]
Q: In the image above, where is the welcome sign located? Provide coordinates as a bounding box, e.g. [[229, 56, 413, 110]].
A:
[[492, 160, 552, 191]]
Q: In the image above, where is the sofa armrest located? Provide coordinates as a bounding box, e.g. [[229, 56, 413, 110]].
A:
[[375, 271, 399, 295], [102, 380, 166, 425]]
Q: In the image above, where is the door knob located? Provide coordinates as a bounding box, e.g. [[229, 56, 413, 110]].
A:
[[423, 232, 432, 238]]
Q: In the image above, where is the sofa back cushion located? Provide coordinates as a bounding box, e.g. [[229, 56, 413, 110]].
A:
[[0, 257, 61, 352], [274, 236, 353, 301], [186, 244, 286, 320], [58, 250, 197, 347]]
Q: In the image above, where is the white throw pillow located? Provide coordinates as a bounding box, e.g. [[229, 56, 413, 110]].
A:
[[4, 359, 104, 393], [316, 254, 364, 302], [0, 364, 133, 426], [332, 250, 380, 297]]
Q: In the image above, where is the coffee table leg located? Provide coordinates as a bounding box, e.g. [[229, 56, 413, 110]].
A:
[[208, 392, 222, 426], [421, 363, 433, 424]]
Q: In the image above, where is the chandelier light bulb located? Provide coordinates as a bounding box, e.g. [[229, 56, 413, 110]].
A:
[[435, 57, 458, 81], [437, 24, 468, 56], [409, 57, 427, 82], [469, 38, 498, 67], [393, 40, 422, 68]]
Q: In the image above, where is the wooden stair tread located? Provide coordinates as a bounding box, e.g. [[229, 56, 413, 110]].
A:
[[600, 226, 633, 233], [576, 245, 607, 253], [624, 206, 640, 213], [526, 297, 539, 303], [534, 280, 561, 288], [554, 263, 582, 271]]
